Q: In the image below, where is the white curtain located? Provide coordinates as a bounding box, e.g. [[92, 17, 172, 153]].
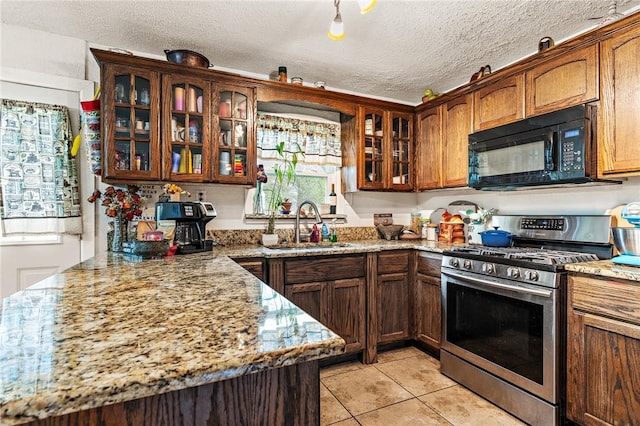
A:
[[256, 113, 341, 166], [0, 99, 81, 234]]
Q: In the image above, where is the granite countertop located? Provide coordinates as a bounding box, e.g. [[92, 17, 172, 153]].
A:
[[215, 238, 455, 259], [0, 252, 345, 424], [565, 259, 640, 282]]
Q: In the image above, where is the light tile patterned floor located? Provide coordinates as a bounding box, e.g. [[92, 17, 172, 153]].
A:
[[320, 346, 527, 426]]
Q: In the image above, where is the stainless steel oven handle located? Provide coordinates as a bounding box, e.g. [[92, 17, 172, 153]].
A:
[[443, 270, 553, 298]]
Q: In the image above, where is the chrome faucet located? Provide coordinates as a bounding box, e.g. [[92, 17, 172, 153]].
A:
[[295, 200, 323, 243]]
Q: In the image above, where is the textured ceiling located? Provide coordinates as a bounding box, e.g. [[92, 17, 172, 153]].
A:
[[2, 0, 640, 105]]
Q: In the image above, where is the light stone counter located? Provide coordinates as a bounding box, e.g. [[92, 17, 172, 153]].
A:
[[214, 238, 455, 259], [565, 259, 640, 282], [0, 252, 345, 424]]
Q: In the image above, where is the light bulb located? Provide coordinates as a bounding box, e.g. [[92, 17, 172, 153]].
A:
[[357, 0, 377, 14], [328, 12, 344, 40]]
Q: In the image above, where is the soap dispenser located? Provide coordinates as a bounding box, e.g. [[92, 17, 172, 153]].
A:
[[310, 224, 320, 243]]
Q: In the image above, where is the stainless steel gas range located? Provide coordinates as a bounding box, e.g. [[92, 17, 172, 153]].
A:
[[440, 215, 612, 426]]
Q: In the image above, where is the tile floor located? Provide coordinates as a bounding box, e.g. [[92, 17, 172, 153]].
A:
[[320, 346, 527, 426]]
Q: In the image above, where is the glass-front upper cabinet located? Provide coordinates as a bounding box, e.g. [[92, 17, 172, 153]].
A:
[[103, 64, 160, 179], [214, 83, 255, 184], [162, 75, 211, 182], [390, 112, 413, 190], [361, 109, 385, 190]]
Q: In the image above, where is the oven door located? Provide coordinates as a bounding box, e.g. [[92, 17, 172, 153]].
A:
[[441, 268, 561, 403]]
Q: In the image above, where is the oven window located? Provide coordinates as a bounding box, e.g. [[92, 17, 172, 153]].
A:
[[446, 282, 544, 384], [477, 141, 545, 177]]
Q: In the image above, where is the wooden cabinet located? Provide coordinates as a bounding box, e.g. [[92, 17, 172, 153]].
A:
[[102, 63, 161, 180], [280, 255, 366, 355], [162, 74, 211, 182], [415, 106, 442, 190], [232, 257, 265, 281], [567, 274, 640, 425], [442, 94, 473, 188], [599, 23, 640, 176], [376, 251, 411, 344], [213, 83, 256, 184], [93, 48, 256, 185], [414, 252, 442, 354], [359, 107, 413, 191], [473, 74, 524, 131], [415, 95, 471, 190], [525, 45, 598, 117]]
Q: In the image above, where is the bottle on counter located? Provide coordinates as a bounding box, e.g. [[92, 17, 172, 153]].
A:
[[329, 183, 337, 214], [278, 66, 288, 82], [322, 223, 330, 241], [310, 224, 320, 243]]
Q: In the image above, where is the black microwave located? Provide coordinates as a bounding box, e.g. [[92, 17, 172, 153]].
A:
[[468, 105, 603, 190]]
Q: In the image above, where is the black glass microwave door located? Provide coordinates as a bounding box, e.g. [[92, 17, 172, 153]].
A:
[[446, 282, 544, 385], [469, 131, 554, 188]]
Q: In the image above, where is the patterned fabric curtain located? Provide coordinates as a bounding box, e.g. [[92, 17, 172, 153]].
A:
[[256, 113, 342, 166], [0, 99, 81, 234]]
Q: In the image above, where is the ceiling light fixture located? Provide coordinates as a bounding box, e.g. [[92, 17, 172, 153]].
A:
[[357, 0, 377, 14], [328, 0, 345, 40]]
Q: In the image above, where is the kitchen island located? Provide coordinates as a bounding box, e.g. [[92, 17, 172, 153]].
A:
[[0, 252, 345, 425]]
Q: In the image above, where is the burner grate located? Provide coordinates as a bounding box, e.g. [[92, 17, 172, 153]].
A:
[[449, 247, 599, 265]]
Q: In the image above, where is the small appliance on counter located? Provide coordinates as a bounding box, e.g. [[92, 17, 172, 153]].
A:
[[611, 202, 640, 267], [155, 201, 217, 254]]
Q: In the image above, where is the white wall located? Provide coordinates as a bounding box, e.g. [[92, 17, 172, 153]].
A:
[[3, 23, 639, 253]]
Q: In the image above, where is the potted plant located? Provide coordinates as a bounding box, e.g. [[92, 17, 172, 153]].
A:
[[261, 141, 303, 246], [280, 198, 292, 214]]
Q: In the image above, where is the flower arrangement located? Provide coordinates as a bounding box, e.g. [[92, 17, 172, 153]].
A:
[[88, 185, 145, 221], [163, 183, 190, 197], [466, 208, 498, 224]]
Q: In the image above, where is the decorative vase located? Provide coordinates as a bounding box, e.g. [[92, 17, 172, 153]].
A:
[[110, 212, 128, 252], [170, 193, 181, 202], [253, 181, 266, 215], [262, 233, 279, 247]]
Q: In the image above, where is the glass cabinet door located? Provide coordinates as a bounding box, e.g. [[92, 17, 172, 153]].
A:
[[215, 84, 254, 184], [391, 113, 413, 189], [362, 110, 385, 189], [162, 75, 210, 182], [104, 65, 160, 179]]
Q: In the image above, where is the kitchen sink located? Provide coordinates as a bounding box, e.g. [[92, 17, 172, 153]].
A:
[[264, 242, 357, 251]]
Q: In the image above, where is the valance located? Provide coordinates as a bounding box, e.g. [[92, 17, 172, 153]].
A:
[[256, 113, 341, 166], [0, 99, 81, 235]]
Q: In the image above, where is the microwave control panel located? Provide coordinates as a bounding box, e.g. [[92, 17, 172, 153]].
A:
[[559, 126, 584, 172]]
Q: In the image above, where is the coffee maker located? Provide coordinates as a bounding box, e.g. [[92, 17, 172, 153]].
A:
[[155, 201, 216, 254]]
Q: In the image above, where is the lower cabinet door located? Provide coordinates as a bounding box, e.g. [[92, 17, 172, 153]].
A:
[[330, 278, 366, 353], [415, 272, 441, 352], [377, 272, 410, 344], [284, 278, 365, 355], [284, 282, 328, 325]]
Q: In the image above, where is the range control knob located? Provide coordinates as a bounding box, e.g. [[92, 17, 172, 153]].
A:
[[482, 263, 495, 274], [463, 260, 472, 270], [525, 270, 539, 282], [507, 267, 520, 279], [449, 258, 460, 268]]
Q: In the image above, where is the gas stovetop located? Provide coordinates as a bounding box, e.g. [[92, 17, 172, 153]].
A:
[[447, 246, 599, 265]]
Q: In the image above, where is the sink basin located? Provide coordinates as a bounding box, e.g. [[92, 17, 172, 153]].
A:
[[265, 242, 356, 251]]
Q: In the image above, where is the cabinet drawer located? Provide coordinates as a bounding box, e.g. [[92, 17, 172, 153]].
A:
[[232, 257, 265, 281], [416, 252, 442, 277], [377, 251, 410, 274], [284, 255, 365, 284], [570, 274, 640, 326]]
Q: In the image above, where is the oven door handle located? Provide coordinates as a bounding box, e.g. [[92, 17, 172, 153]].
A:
[[443, 271, 553, 298]]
